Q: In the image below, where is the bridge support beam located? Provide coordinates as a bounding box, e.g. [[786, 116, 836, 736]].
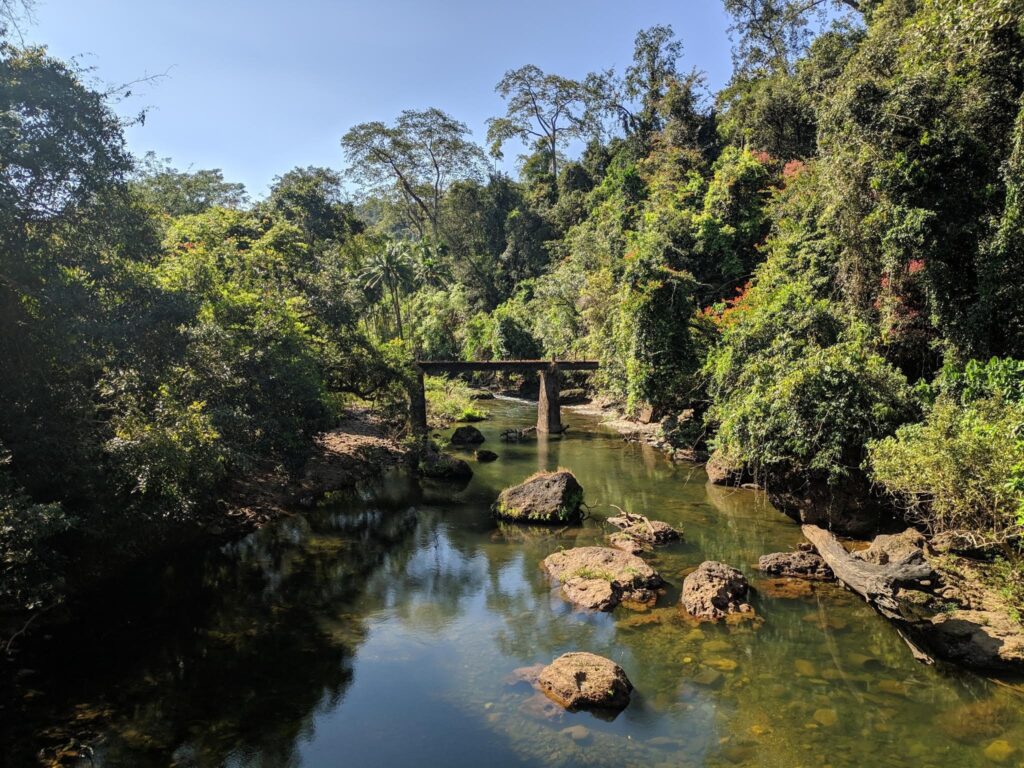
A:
[[537, 365, 563, 434], [410, 367, 428, 437]]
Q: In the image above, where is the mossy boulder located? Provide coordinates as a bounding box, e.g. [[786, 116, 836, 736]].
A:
[[493, 470, 584, 524]]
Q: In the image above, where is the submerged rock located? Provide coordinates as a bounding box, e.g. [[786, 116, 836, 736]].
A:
[[537, 652, 633, 711], [541, 546, 663, 611], [494, 470, 585, 524], [450, 425, 485, 445], [681, 561, 754, 620], [758, 550, 833, 580], [475, 449, 498, 462]]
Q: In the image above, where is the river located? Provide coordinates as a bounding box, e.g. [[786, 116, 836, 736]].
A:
[[7, 398, 1022, 767]]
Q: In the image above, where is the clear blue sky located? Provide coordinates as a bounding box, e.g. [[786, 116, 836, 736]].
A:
[[31, 1, 736, 197]]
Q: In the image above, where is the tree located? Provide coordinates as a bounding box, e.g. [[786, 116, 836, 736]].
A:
[[723, 0, 867, 74], [359, 240, 414, 339], [262, 165, 362, 249], [487, 65, 593, 180], [341, 108, 486, 243], [133, 153, 247, 217]]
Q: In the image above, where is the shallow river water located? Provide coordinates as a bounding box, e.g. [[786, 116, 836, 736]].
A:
[[7, 399, 1024, 767]]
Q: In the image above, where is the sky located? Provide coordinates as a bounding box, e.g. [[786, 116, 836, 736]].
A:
[[30, 1, 737, 198]]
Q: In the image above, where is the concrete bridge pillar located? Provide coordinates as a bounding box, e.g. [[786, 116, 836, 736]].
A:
[[410, 367, 428, 436], [537, 365, 563, 434]]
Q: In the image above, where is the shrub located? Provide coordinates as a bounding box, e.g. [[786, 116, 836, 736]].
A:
[[424, 376, 486, 428], [870, 358, 1024, 540], [0, 450, 72, 610], [708, 322, 915, 484]]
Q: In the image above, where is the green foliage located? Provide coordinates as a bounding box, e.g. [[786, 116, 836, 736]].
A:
[[0, 449, 71, 611], [870, 394, 1024, 537], [871, 356, 1024, 537], [133, 153, 248, 217], [818, 0, 1024, 360], [103, 380, 226, 518], [424, 376, 486, 428], [709, 315, 914, 483]]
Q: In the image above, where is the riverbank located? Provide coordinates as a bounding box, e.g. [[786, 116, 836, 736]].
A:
[[1, 408, 411, 655]]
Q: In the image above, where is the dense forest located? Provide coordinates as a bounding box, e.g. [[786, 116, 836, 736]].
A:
[[3, 0, 1024, 620]]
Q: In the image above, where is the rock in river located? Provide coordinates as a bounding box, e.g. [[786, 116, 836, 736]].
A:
[[542, 546, 663, 611], [417, 448, 472, 482], [758, 550, 833, 580], [494, 470, 584, 524], [538, 652, 633, 711], [681, 561, 754, 620], [450, 425, 485, 445], [475, 449, 498, 462], [607, 511, 681, 544]]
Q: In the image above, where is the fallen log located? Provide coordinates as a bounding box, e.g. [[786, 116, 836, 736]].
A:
[[802, 524, 1024, 672], [800, 525, 935, 622]]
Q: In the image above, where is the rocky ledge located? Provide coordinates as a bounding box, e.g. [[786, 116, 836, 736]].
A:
[[542, 546, 663, 611]]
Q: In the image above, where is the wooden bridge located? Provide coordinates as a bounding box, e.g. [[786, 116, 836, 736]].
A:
[[411, 359, 600, 435]]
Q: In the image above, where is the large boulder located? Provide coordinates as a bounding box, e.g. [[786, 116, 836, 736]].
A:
[[681, 561, 754, 620], [855, 528, 927, 567], [758, 550, 833, 580], [537, 652, 633, 711], [494, 470, 584, 524], [450, 425, 485, 445], [542, 546, 663, 611]]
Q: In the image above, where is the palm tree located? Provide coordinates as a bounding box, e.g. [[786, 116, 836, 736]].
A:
[[359, 240, 413, 339]]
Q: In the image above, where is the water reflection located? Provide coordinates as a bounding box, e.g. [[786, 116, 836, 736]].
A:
[[7, 399, 1024, 767]]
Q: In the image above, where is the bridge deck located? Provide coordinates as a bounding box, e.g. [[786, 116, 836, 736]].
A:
[[416, 359, 599, 374]]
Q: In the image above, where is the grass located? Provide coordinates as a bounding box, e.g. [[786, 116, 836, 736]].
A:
[[566, 567, 617, 583], [424, 375, 487, 428]]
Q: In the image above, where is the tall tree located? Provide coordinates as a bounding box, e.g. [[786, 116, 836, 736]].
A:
[[723, 0, 867, 74], [341, 108, 486, 243], [359, 240, 413, 339], [486, 65, 592, 180]]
